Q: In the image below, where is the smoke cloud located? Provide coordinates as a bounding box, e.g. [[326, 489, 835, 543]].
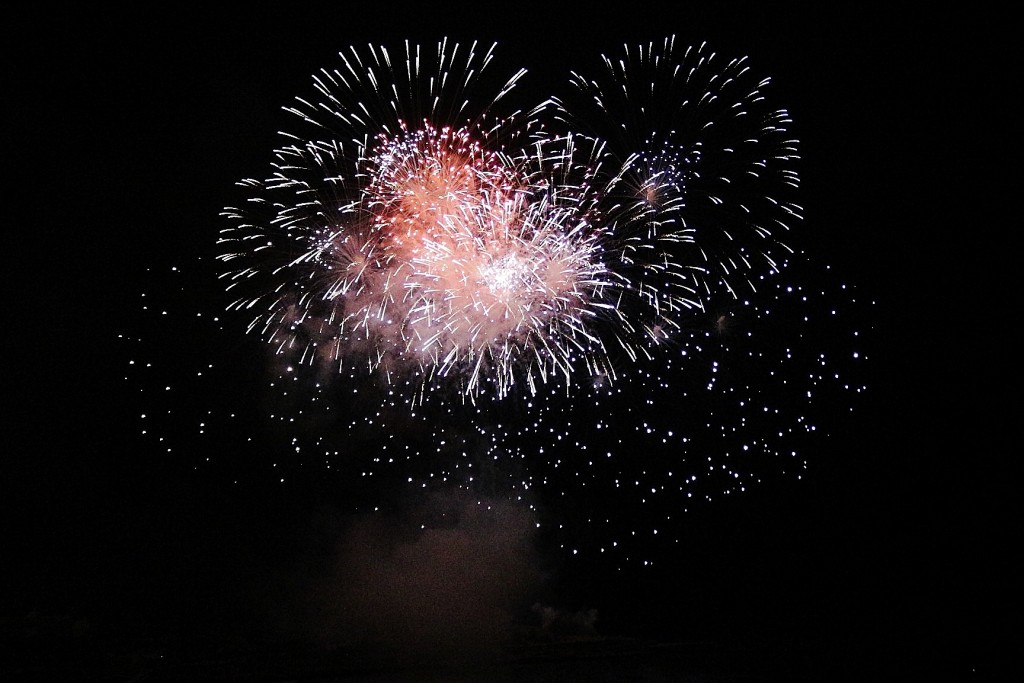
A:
[[279, 489, 546, 663]]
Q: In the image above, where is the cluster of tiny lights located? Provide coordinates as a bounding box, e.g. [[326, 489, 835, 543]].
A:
[[120, 38, 871, 569]]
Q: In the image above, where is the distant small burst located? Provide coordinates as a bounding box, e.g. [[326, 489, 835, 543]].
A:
[[218, 37, 801, 403]]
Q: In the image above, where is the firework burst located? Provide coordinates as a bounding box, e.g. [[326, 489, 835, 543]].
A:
[[218, 38, 803, 402], [123, 36, 870, 567]]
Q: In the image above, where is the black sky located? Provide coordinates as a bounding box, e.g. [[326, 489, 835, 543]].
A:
[[3, 4, 1012, 680]]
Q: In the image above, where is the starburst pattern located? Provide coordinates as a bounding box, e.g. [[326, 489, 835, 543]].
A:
[[121, 37, 870, 567], [217, 37, 802, 401]]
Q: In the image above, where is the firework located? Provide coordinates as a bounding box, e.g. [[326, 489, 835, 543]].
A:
[[124, 37, 869, 567], [552, 37, 802, 302], [218, 38, 801, 402]]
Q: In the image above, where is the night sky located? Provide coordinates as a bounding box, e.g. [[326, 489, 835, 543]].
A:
[[4, 5, 1011, 681]]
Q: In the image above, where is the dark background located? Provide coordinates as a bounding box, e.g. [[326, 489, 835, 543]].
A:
[[4, 4, 1012, 680]]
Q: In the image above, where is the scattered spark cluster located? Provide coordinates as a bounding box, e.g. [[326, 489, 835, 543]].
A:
[[121, 37, 871, 567]]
